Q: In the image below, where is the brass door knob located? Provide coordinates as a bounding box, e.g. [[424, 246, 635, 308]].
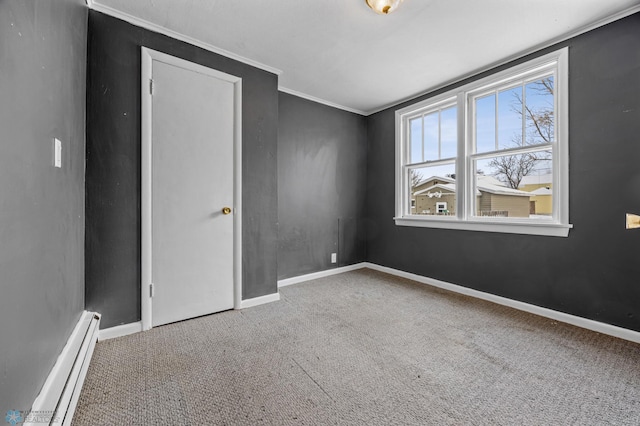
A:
[[222, 207, 232, 215]]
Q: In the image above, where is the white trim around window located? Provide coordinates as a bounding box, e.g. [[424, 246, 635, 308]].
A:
[[395, 48, 571, 237]]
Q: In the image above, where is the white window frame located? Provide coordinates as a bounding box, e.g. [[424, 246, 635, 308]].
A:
[[395, 48, 571, 237]]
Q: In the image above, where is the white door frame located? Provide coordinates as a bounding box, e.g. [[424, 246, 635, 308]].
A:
[[140, 47, 242, 331]]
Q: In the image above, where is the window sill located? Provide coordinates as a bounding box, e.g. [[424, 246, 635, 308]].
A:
[[394, 216, 572, 237]]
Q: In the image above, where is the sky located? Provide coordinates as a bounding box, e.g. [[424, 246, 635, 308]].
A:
[[409, 75, 554, 184]]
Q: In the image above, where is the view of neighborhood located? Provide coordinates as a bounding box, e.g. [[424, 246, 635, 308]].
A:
[[408, 75, 555, 220], [410, 172, 552, 218]]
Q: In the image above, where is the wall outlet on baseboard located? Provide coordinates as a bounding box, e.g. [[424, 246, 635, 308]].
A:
[[331, 253, 337, 264]]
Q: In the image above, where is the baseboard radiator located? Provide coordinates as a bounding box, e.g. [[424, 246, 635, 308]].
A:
[[29, 311, 101, 426]]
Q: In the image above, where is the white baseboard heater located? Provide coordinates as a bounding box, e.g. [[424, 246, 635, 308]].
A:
[[29, 311, 101, 426]]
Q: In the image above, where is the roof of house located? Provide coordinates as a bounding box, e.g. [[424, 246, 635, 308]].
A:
[[414, 183, 456, 196], [416, 176, 455, 187], [477, 176, 532, 197], [520, 173, 553, 186], [530, 187, 553, 195], [414, 175, 532, 197]]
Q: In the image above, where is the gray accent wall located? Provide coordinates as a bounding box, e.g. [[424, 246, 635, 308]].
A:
[[85, 11, 278, 329], [0, 0, 87, 410], [1, 1, 637, 412], [278, 93, 367, 279], [365, 13, 640, 332]]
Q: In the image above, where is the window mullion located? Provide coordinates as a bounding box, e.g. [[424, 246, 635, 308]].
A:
[[438, 109, 442, 160], [421, 113, 425, 162], [407, 160, 456, 170], [403, 164, 410, 216], [402, 118, 411, 217], [521, 85, 526, 146], [470, 142, 552, 161], [466, 91, 475, 221], [494, 90, 499, 151], [456, 92, 467, 221]]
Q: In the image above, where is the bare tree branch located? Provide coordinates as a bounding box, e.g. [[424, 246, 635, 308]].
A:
[[491, 78, 554, 188], [488, 151, 542, 189], [410, 169, 423, 190]]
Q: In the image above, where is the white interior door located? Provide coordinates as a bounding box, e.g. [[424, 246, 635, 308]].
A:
[[141, 48, 242, 329]]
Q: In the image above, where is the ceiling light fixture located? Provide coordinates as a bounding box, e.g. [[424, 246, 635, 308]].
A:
[[365, 0, 404, 15]]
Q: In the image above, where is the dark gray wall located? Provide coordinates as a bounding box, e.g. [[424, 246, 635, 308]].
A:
[[365, 13, 640, 332], [85, 11, 278, 329], [0, 0, 87, 409], [278, 93, 367, 279]]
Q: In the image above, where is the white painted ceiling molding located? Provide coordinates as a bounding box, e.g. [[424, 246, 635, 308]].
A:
[[87, 0, 640, 116], [84, 0, 283, 76], [366, 3, 640, 116], [278, 87, 368, 116]]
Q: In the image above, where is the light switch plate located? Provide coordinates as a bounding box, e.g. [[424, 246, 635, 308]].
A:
[[54, 138, 62, 168], [626, 213, 640, 229]]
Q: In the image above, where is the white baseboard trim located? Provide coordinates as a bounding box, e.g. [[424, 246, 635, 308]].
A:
[[97, 296, 286, 338], [98, 321, 143, 341], [278, 263, 367, 288], [239, 292, 281, 309], [362, 262, 640, 345], [276, 262, 640, 344], [29, 311, 100, 426]]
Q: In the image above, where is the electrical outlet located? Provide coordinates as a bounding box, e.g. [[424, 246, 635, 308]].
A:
[[331, 253, 337, 264]]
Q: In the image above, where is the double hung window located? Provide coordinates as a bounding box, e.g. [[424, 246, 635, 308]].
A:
[[395, 48, 570, 236]]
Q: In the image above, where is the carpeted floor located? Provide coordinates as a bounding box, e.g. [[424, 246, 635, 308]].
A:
[[73, 269, 640, 425]]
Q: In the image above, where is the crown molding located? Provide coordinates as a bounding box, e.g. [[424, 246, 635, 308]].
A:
[[86, 1, 639, 116], [278, 86, 367, 116], [366, 4, 640, 116], [85, 0, 282, 76]]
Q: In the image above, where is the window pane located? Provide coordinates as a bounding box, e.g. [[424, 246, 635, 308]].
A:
[[398, 49, 567, 234], [423, 112, 439, 161], [525, 76, 554, 144], [497, 86, 523, 150], [473, 150, 552, 219], [409, 163, 456, 216], [410, 117, 422, 163], [475, 94, 495, 153], [441, 106, 457, 159]]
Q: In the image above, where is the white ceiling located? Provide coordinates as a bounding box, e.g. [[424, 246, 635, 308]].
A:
[[92, 0, 640, 115]]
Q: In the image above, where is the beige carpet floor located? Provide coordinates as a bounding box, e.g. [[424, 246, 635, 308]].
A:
[[73, 269, 640, 425]]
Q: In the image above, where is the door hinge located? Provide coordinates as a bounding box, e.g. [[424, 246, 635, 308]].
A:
[[149, 79, 155, 95], [149, 283, 155, 298]]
